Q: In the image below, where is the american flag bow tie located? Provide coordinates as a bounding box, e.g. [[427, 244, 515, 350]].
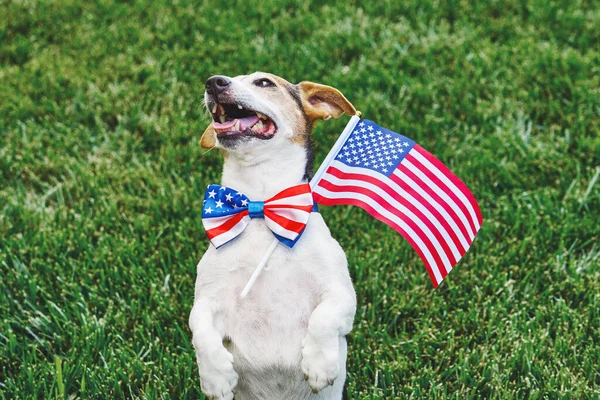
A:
[[202, 183, 314, 248]]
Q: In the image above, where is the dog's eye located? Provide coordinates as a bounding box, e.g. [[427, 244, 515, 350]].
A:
[[254, 78, 276, 88]]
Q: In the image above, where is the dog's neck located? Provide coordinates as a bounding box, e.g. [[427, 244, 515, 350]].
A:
[[220, 142, 309, 200]]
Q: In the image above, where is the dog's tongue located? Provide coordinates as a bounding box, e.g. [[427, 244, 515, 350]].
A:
[[213, 115, 260, 131]]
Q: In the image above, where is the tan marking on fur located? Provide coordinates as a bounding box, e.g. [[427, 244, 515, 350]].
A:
[[291, 121, 310, 145], [297, 82, 356, 121], [200, 124, 216, 149], [269, 76, 310, 145]]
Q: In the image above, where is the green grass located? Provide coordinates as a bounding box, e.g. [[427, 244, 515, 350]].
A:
[[1, 0, 599, 398]]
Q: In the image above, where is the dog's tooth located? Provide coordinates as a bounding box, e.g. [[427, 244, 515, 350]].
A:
[[256, 112, 267, 120], [254, 121, 263, 131], [219, 114, 226, 123], [212, 104, 217, 113], [237, 104, 243, 109], [233, 120, 240, 131]]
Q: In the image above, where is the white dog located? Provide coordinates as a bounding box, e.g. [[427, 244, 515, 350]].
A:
[[189, 72, 357, 400]]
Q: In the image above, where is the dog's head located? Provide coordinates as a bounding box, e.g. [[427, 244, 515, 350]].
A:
[[200, 72, 357, 155]]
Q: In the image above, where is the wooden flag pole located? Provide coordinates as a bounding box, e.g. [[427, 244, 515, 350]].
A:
[[239, 114, 361, 298]]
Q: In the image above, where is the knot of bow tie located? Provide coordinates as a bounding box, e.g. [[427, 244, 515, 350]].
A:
[[202, 183, 314, 248]]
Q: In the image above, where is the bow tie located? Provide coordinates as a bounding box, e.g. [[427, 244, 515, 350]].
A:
[[202, 183, 314, 248]]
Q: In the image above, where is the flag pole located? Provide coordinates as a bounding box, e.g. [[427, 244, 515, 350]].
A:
[[239, 114, 362, 298], [309, 114, 361, 190]]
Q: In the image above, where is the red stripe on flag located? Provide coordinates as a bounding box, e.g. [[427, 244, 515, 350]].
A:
[[413, 145, 483, 225], [205, 211, 248, 240], [326, 166, 459, 265], [398, 159, 476, 242], [394, 164, 473, 243], [404, 153, 478, 236], [387, 170, 469, 254], [313, 191, 441, 288], [318, 178, 450, 276]]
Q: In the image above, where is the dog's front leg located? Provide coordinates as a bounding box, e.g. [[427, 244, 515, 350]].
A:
[[189, 300, 238, 400], [301, 284, 356, 393]]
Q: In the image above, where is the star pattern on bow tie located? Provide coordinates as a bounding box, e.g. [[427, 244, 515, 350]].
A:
[[203, 185, 250, 216]]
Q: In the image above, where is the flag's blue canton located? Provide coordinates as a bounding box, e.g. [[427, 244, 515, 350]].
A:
[[202, 184, 250, 218], [336, 119, 416, 177]]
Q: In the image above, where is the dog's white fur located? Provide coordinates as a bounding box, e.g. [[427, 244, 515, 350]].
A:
[[189, 73, 357, 400]]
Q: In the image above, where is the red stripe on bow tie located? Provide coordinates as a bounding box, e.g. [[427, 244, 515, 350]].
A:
[[264, 204, 314, 212], [266, 183, 311, 202], [263, 209, 308, 234], [205, 210, 248, 240]]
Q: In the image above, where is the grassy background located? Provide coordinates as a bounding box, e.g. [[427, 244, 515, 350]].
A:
[[1, 0, 599, 398]]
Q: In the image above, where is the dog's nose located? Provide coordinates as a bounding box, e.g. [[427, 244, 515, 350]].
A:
[[205, 75, 232, 96]]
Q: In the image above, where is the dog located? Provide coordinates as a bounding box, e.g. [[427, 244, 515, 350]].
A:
[[188, 72, 358, 400]]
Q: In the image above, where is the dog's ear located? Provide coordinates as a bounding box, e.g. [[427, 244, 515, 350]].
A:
[[200, 124, 216, 149], [297, 81, 357, 121]]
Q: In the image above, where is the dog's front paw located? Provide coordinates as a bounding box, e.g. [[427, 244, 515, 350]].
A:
[[301, 333, 340, 393], [196, 346, 238, 400]]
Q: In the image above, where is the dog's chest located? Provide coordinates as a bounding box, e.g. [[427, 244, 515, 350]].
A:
[[222, 263, 318, 338], [212, 222, 323, 366]]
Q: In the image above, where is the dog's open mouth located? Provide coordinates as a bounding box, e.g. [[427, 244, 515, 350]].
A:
[[211, 103, 276, 139]]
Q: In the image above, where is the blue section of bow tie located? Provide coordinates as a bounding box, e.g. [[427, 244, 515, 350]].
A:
[[202, 184, 251, 218], [247, 201, 265, 219]]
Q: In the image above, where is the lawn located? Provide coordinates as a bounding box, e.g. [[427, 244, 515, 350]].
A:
[[1, 0, 599, 398]]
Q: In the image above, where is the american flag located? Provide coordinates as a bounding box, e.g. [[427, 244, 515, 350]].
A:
[[312, 119, 482, 287]]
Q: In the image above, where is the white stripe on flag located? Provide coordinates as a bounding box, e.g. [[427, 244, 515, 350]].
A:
[[325, 163, 456, 268], [331, 160, 467, 257], [313, 185, 444, 285], [391, 169, 471, 250], [402, 159, 476, 239], [411, 149, 481, 230]]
